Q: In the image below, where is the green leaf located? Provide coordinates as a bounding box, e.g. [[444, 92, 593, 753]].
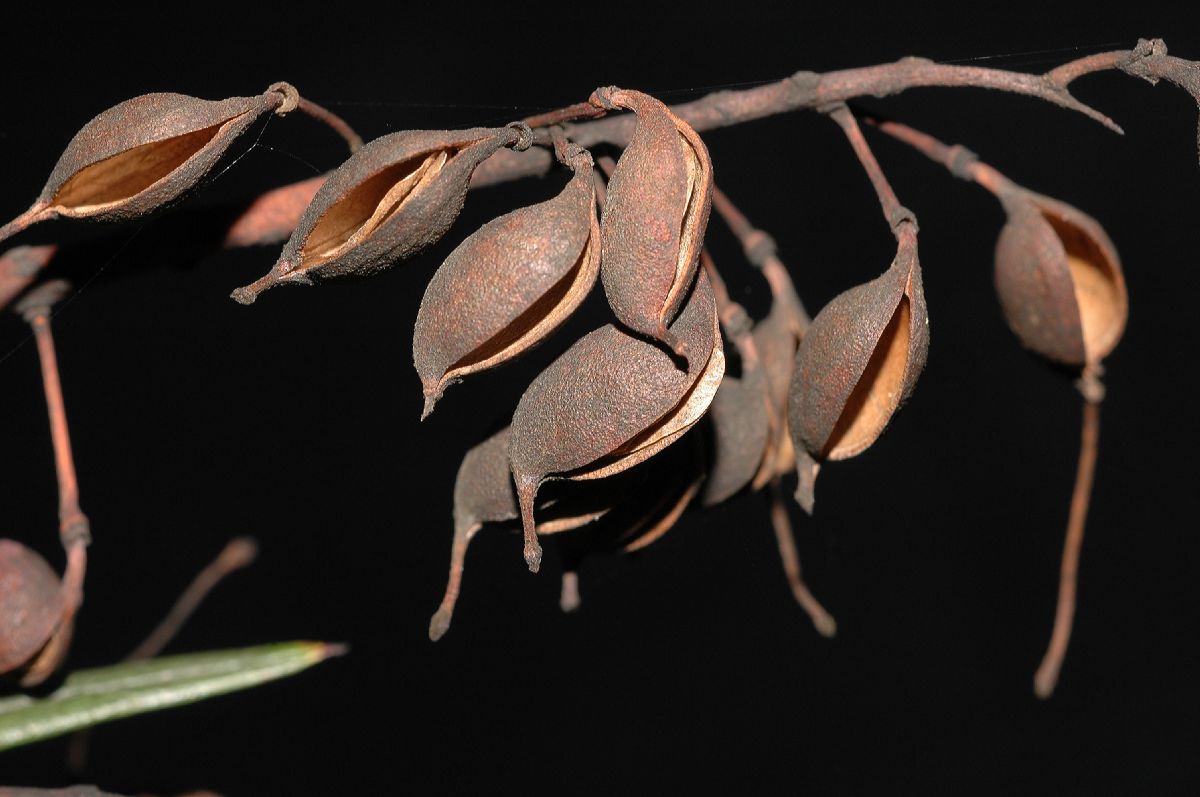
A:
[[0, 641, 344, 752]]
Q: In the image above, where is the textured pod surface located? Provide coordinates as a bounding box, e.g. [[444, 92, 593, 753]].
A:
[[995, 191, 1126, 366], [751, 302, 801, 489], [0, 540, 66, 675], [232, 127, 515, 303], [2, 91, 275, 239], [509, 271, 722, 571], [700, 365, 771, 506], [789, 230, 928, 512], [596, 88, 713, 357], [224, 175, 327, 248], [414, 151, 599, 416]]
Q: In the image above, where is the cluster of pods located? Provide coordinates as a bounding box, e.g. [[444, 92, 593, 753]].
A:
[[0, 80, 1127, 698]]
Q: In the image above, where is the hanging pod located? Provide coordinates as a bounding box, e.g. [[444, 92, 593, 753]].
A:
[[788, 225, 928, 513], [993, 188, 1126, 366], [428, 426, 630, 641], [0, 540, 79, 686], [700, 303, 773, 507], [231, 125, 528, 304], [413, 145, 600, 418], [0, 86, 292, 245], [508, 270, 723, 572], [590, 87, 713, 360]]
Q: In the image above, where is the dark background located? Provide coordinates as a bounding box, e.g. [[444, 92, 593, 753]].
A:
[[1, 5, 1197, 795]]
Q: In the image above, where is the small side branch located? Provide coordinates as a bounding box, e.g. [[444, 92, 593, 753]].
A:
[[825, 103, 914, 237]]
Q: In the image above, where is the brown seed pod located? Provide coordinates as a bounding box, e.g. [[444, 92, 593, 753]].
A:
[[994, 189, 1126, 366], [590, 87, 713, 360], [224, 175, 327, 248], [0, 87, 289, 245], [231, 125, 528, 304], [750, 299, 802, 490], [700, 304, 772, 507], [0, 245, 58, 313], [788, 225, 928, 513], [0, 539, 78, 687], [509, 270, 723, 572], [428, 426, 627, 641], [413, 146, 600, 418]]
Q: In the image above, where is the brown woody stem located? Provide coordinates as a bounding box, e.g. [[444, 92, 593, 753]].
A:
[[710, 185, 811, 334], [296, 97, 364, 153], [768, 480, 836, 638], [826, 104, 914, 237], [1033, 370, 1104, 699], [479, 41, 1200, 189], [522, 102, 606, 131], [429, 521, 479, 641], [868, 118, 1014, 198], [28, 312, 89, 552]]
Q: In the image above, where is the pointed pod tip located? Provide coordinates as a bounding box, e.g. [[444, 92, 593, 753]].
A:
[[794, 456, 820, 515], [656, 324, 689, 367], [230, 285, 260, 305], [428, 610, 452, 642], [813, 613, 838, 639], [420, 385, 443, 421], [524, 539, 543, 574]]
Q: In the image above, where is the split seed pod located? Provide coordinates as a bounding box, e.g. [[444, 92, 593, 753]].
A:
[[0, 540, 79, 687], [428, 426, 628, 641], [994, 189, 1126, 366], [509, 270, 723, 572], [591, 87, 713, 359], [414, 145, 600, 417], [788, 225, 928, 513], [0, 86, 291, 244], [231, 125, 527, 304], [751, 296, 803, 490]]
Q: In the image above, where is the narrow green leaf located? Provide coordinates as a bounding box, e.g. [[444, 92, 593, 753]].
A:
[[0, 641, 343, 752]]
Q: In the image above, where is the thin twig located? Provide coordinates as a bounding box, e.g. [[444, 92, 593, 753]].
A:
[[709, 186, 811, 334], [296, 97, 363, 153], [768, 480, 836, 638], [127, 537, 259, 662], [867, 118, 1012, 196], [1034, 372, 1103, 699], [825, 104, 912, 236]]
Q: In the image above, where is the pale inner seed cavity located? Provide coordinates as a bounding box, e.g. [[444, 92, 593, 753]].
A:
[[1043, 214, 1124, 361], [824, 297, 911, 460], [303, 150, 449, 267], [663, 134, 702, 322], [53, 118, 244, 213]]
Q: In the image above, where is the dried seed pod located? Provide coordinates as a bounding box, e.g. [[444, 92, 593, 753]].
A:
[[0, 87, 290, 244], [0, 245, 58, 313], [413, 146, 600, 417], [0, 540, 77, 687], [994, 189, 1126, 366], [788, 226, 928, 513], [509, 270, 723, 572], [224, 175, 327, 248], [231, 125, 527, 304], [750, 300, 801, 490], [591, 87, 713, 359], [428, 426, 625, 641], [700, 306, 772, 507]]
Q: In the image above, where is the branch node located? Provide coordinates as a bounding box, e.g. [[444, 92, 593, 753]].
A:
[[506, 121, 534, 152], [946, 144, 980, 180], [743, 229, 778, 268], [266, 81, 300, 115]]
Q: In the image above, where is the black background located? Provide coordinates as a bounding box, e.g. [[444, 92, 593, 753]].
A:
[[1, 5, 1198, 795]]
